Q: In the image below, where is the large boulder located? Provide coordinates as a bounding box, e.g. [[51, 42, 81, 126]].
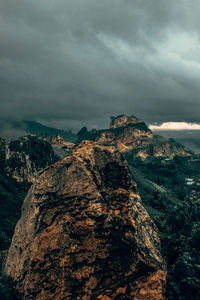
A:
[[4, 141, 166, 299]]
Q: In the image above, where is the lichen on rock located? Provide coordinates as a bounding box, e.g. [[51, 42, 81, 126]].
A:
[[4, 141, 166, 299]]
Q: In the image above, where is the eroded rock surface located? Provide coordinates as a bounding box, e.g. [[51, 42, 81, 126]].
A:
[[110, 115, 142, 129], [4, 135, 55, 182], [77, 115, 191, 159], [5, 141, 166, 299]]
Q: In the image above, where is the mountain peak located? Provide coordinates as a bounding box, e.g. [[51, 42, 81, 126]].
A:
[[110, 114, 141, 129]]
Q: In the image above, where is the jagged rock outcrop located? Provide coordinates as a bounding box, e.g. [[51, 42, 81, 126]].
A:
[[134, 138, 190, 160], [42, 134, 65, 145], [110, 115, 142, 129], [77, 115, 154, 153], [43, 134, 75, 159], [78, 115, 192, 159], [4, 135, 55, 182], [52, 142, 75, 160], [5, 141, 166, 299]]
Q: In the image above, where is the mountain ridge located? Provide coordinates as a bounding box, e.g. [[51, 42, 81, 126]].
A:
[[0, 120, 77, 142], [77, 115, 193, 159], [0, 114, 199, 299]]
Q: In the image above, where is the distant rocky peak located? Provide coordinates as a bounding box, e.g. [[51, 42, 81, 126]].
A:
[[110, 114, 142, 129]]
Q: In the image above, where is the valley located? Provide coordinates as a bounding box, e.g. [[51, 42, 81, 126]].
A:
[[0, 115, 199, 299]]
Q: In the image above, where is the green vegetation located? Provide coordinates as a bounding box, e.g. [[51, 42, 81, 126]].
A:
[[77, 127, 96, 143], [0, 128, 199, 299], [23, 120, 77, 142], [0, 120, 77, 142], [0, 139, 6, 169], [8, 135, 55, 171], [77, 122, 151, 144], [0, 172, 30, 250], [127, 155, 200, 300], [0, 273, 21, 300]]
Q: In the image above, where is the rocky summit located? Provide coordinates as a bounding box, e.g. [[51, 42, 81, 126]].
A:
[[5, 141, 166, 299], [78, 115, 192, 159], [109, 115, 142, 129]]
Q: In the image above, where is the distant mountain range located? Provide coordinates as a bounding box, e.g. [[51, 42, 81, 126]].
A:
[[149, 122, 200, 153], [1, 114, 200, 299], [153, 130, 200, 153], [1, 118, 200, 153], [0, 120, 77, 142]]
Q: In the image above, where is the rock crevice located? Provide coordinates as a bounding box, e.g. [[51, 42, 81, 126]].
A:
[[4, 141, 166, 299]]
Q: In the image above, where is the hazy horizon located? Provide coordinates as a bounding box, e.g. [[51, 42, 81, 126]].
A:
[[1, 1, 200, 130]]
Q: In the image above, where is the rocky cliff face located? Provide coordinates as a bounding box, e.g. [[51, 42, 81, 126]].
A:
[[110, 115, 141, 128], [78, 115, 154, 153], [0, 135, 56, 252], [4, 135, 55, 182], [133, 138, 191, 160], [43, 135, 75, 159], [5, 141, 166, 299], [78, 115, 192, 159]]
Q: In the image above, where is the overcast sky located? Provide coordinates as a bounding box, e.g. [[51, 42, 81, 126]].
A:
[[1, 0, 200, 131]]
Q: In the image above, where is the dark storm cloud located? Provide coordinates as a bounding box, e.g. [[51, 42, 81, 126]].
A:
[[1, 0, 200, 131]]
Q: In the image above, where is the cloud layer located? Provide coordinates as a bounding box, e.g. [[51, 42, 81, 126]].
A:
[[150, 122, 200, 131], [1, 0, 200, 130]]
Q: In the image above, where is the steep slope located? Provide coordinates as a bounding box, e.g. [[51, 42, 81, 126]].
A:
[[0, 120, 77, 142], [0, 135, 56, 251], [4, 135, 56, 182], [127, 155, 200, 300], [43, 134, 75, 159], [152, 129, 200, 153], [0, 172, 30, 251], [77, 115, 192, 159], [5, 141, 166, 300]]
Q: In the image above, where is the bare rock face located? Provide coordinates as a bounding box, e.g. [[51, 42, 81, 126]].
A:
[[4, 141, 166, 299], [77, 116, 154, 154], [98, 115, 154, 153], [135, 138, 191, 160], [42, 134, 65, 145], [96, 125, 153, 153], [78, 115, 192, 159], [4, 135, 55, 182], [110, 115, 141, 129]]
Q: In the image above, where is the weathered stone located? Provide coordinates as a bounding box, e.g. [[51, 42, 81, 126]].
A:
[[77, 115, 191, 159], [110, 115, 141, 129], [4, 141, 166, 299], [135, 138, 191, 160], [4, 135, 55, 182]]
